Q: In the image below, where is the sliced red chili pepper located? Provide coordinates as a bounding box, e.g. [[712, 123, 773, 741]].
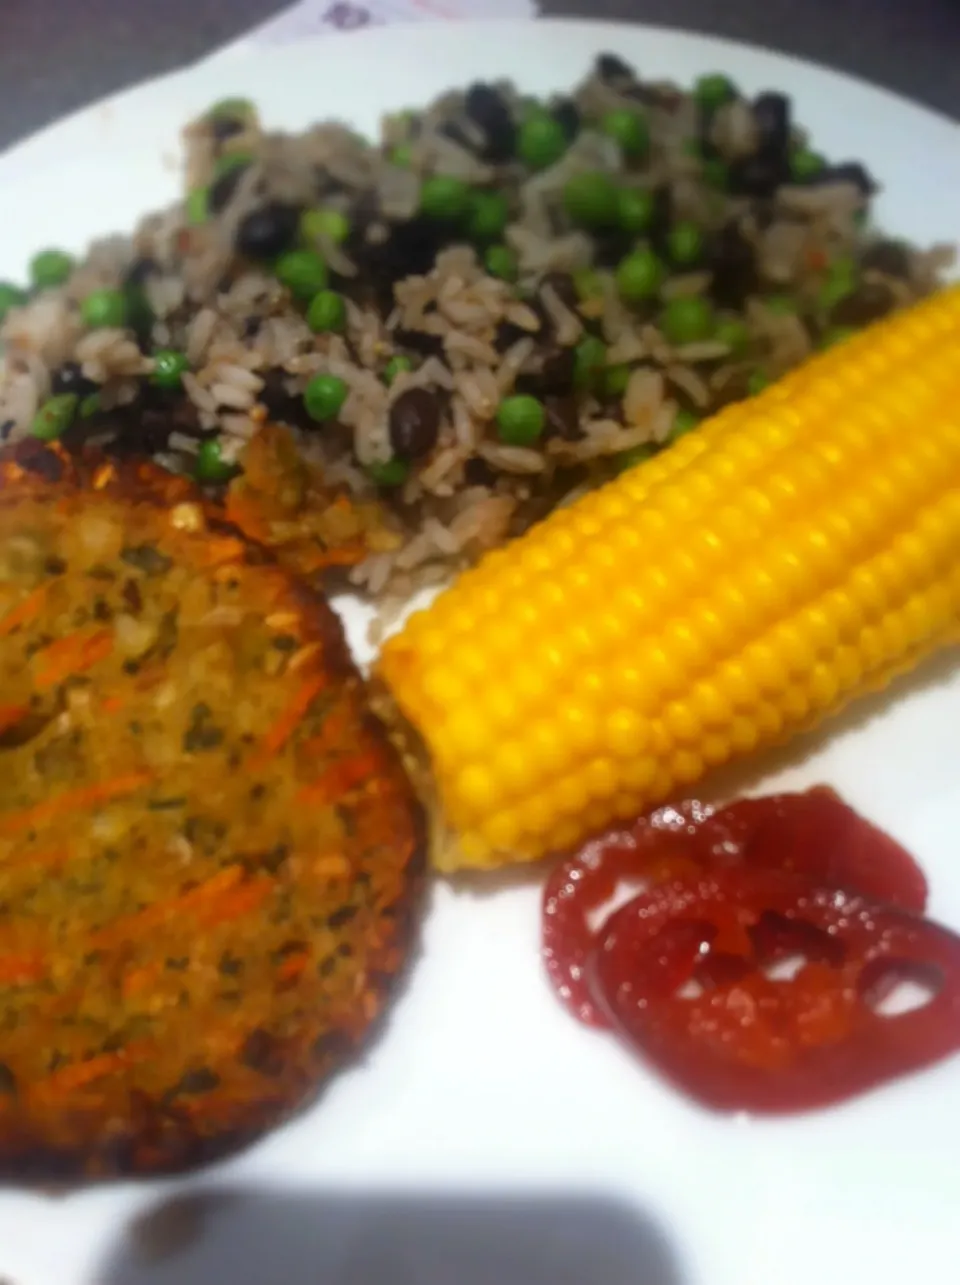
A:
[[542, 788, 928, 1026], [708, 787, 928, 912], [590, 868, 960, 1114], [542, 802, 709, 1026]]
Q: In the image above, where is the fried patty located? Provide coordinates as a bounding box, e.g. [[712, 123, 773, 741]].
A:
[[0, 440, 424, 1183]]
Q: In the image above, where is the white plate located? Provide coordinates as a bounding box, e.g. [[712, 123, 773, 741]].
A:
[[2, 20, 960, 1285]]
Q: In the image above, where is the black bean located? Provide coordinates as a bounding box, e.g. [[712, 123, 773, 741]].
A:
[[0, 1063, 17, 1096], [259, 370, 316, 432], [389, 388, 441, 460], [595, 53, 635, 86], [123, 256, 158, 289], [463, 456, 497, 487], [729, 153, 788, 199], [830, 281, 895, 327], [391, 325, 445, 359], [241, 314, 263, 339], [543, 394, 582, 441], [516, 348, 576, 398], [0, 420, 14, 441], [209, 161, 250, 214], [861, 239, 911, 278], [709, 222, 759, 309], [235, 201, 300, 260], [814, 161, 877, 196], [552, 98, 581, 143], [464, 83, 516, 163], [752, 92, 791, 162], [51, 361, 98, 398]]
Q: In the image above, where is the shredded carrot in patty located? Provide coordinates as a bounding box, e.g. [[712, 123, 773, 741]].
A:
[[30, 1043, 152, 1100], [251, 671, 328, 767], [33, 627, 114, 690], [0, 771, 154, 837], [0, 586, 47, 636]]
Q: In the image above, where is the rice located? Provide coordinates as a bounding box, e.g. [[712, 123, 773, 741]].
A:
[[0, 53, 954, 608]]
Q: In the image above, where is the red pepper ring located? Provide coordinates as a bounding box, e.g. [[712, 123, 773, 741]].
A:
[[590, 869, 960, 1115], [542, 803, 710, 1027], [542, 789, 929, 1028]]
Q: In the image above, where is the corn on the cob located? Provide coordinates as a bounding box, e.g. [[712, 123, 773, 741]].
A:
[[378, 284, 960, 872]]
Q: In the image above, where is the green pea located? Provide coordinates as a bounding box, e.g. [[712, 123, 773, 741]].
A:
[[496, 394, 546, 446], [573, 335, 607, 391], [694, 73, 737, 113], [30, 249, 74, 290], [789, 148, 826, 183], [715, 317, 750, 356], [307, 289, 347, 334], [819, 326, 857, 351], [702, 158, 729, 191], [818, 257, 858, 311], [599, 109, 649, 159], [79, 392, 101, 420], [466, 190, 510, 242], [186, 187, 209, 226], [682, 139, 703, 159], [125, 283, 154, 333], [390, 143, 414, 168], [195, 438, 237, 483], [275, 249, 328, 302], [746, 369, 771, 396], [517, 112, 568, 171], [31, 393, 78, 441], [603, 364, 632, 398], [367, 458, 411, 488], [384, 355, 414, 385], [667, 221, 704, 267], [212, 151, 253, 181], [484, 244, 518, 282], [670, 408, 700, 441], [152, 350, 190, 391], [615, 247, 664, 304], [764, 294, 798, 315], [420, 175, 471, 222], [304, 373, 348, 422], [660, 295, 715, 346], [614, 443, 657, 473], [300, 207, 351, 246], [81, 289, 129, 330], [0, 283, 26, 323], [562, 172, 620, 229], [617, 187, 655, 235], [572, 268, 604, 301], [207, 97, 255, 124]]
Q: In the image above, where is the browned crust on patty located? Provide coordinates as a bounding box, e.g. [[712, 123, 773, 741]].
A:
[[0, 440, 425, 1183]]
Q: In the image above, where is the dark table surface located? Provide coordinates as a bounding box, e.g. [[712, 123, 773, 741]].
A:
[[1, 0, 959, 155]]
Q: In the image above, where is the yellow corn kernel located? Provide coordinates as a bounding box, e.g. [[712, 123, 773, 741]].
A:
[[378, 285, 960, 871]]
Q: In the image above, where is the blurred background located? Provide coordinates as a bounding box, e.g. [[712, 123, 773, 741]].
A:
[[1, 0, 959, 153]]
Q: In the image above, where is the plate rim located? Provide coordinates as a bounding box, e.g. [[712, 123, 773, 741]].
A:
[[2, 16, 957, 180]]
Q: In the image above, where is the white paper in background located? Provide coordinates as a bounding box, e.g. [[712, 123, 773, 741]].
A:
[[208, 0, 538, 60]]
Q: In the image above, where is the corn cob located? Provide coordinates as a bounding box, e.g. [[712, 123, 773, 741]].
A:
[[378, 284, 960, 872]]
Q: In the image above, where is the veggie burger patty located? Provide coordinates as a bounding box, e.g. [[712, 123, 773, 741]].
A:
[[0, 440, 424, 1181]]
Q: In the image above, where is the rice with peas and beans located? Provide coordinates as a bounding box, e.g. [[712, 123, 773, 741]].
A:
[[0, 52, 954, 608]]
